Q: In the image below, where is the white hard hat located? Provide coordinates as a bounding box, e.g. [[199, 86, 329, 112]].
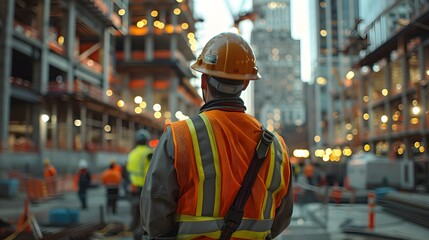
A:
[[78, 159, 88, 169]]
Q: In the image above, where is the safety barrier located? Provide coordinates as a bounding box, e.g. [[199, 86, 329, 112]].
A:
[[368, 191, 376, 229], [7, 171, 76, 202], [293, 179, 369, 230]]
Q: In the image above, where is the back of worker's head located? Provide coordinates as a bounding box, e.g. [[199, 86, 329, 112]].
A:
[[135, 129, 150, 145], [191, 32, 261, 97], [78, 159, 88, 169], [44, 158, 51, 166]]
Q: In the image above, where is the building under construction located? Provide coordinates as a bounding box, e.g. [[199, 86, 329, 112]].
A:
[[0, 0, 202, 175]]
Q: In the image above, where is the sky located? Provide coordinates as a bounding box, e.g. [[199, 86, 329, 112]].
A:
[[193, 0, 311, 82]]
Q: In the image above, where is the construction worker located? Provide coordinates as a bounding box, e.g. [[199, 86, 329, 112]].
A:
[[110, 159, 123, 177], [76, 159, 91, 209], [43, 158, 58, 196], [303, 161, 314, 185], [141, 32, 293, 239], [43, 158, 57, 179], [126, 129, 153, 230], [102, 163, 122, 214]]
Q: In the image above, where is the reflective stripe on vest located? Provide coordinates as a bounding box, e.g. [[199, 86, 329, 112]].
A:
[[262, 133, 286, 219], [185, 113, 221, 217], [176, 215, 272, 239], [175, 113, 287, 238]]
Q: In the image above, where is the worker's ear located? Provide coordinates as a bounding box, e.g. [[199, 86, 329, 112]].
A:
[[242, 80, 250, 90], [201, 74, 208, 90]]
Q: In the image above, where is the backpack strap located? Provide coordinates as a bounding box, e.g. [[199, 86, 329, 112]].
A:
[[220, 128, 274, 240]]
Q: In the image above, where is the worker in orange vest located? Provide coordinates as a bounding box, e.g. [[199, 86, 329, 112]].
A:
[[43, 158, 58, 196], [110, 159, 123, 177], [102, 163, 122, 214], [43, 158, 57, 179], [141, 32, 293, 239], [303, 161, 314, 185]]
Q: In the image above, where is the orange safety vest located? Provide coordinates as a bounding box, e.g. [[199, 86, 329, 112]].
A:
[[113, 164, 123, 178], [44, 165, 57, 178], [304, 164, 314, 178], [168, 110, 290, 239], [102, 168, 121, 186]]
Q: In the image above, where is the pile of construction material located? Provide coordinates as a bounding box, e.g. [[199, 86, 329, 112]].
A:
[[378, 191, 429, 228]]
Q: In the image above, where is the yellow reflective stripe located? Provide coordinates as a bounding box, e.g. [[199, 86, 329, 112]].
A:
[[178, 230, 270, 240], [177, 214, 223, 222], [186, 119, 205, 216], [200, 113, 221, 217], [261, 141, 275, 219], [271, 133, 286, 217]]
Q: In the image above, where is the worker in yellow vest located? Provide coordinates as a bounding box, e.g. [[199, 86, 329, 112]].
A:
[[141, 32, 293, 239], [126, 129, 153, 231]]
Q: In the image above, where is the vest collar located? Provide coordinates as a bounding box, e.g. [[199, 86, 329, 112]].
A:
[[199, 97, 246, 113]]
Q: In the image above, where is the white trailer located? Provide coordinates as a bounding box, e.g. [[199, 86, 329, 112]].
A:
[[347, 152, 414, 190]]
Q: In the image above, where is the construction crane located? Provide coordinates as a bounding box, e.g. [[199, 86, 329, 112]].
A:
[[223, 0, 256, 30]]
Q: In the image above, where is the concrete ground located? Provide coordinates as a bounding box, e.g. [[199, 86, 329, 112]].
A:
[[1, 187, 429, 239]]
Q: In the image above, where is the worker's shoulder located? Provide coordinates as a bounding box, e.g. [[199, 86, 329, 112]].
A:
[[166, 118, 190, 129]]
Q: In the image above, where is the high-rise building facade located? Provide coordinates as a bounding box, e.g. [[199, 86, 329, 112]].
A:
[[348, 0, 429, 187], [309, 0, 360, 159], [252, 0, 306, 151]]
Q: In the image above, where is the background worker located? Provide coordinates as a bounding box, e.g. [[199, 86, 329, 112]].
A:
[[109, 159, 123, 195], [43, 158, 58, 196], [141, 32, 293, 239], [126, 129, 153, 230], [43, 158, 57, 179], [76, 159, 91, 210], [102, 163, 122, 214], [110, 159, 123, 177], [303, 160, 314, 185]]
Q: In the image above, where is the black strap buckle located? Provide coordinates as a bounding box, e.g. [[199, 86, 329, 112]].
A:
[[261, 130, 274, 145], [221, 209, 244, 233], [257, 129, 274, 159]]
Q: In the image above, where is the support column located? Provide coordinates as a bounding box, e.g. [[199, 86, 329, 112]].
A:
[[65, 0, 76, 93], [418, 46, 426, 131], [314, 82, 322, 149], [325, 0, 334, 146], [170, 8, 178, 61], [80, 105, 87, 151], [116, 117, 122, 150], [124, 35, 131, 61], [399, 36, 410, 158], [32, 106, 42, 153], [145, 8, 154, 61], [102, 29, 110, 102], [169, 76, 179, 121], [37, 0, 51, 95], [39, 106, 48, 176], [145, 75, 154, 112], [384, 59, 392, 151], [0, 0, 15, 151], [52, 102, 58, 149], [102, 112, 108, 150], [66, 102, 73, 151]]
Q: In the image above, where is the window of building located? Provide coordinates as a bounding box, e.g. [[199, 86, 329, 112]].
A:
[[391, 58, 403, 95], [373, 106, 388, 136], [424, 44, 429, 81], [390, 99, 404, 133], [408, 51, 420, 87], [369, 67, 385, 101], [408, 93, 422, 130]]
